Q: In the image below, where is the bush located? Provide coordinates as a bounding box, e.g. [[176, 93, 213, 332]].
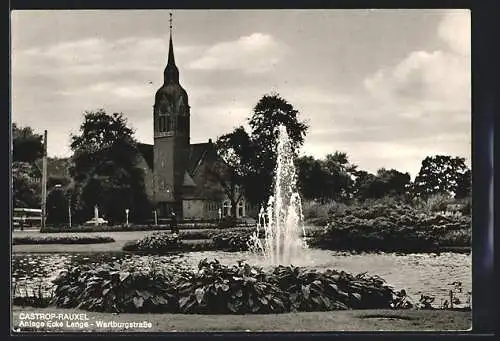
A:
[[12, 235, 115, 245], [50, 258, 397, 314], [310, 202, 471, 252], [211, 231, 254, 251], [302, 200, 347, 221], [217, 216, 237, 229], [122, 232, 184, 253], [52, 261, 185, 313]]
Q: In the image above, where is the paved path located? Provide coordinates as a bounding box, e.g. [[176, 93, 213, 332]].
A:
[[12, 230, 211, 254]]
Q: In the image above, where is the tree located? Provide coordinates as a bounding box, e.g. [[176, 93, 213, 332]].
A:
[[248, 93, 308, 205], [209, 127, 255, 216], [412, 155, 470, 198], [295, 156, 329, 201], [376, 168, 412, 197], [12, 123, 44, 163], [455, 169, 472, 199], [69, 109, 151, 223], [12, 161, 41, 208], [323, 152, 358, 201]]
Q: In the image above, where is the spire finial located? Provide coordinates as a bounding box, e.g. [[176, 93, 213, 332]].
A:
[[169, 11, 173, 35]]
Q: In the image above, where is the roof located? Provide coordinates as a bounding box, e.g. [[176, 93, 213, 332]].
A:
[[137, 143, 154, 170], [137, 141, 217, 176]]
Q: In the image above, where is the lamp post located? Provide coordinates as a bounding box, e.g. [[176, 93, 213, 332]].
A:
[[125, 208, 129, 227]]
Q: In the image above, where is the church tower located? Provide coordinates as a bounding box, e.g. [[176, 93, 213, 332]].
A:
[[153, 12, 190, 217]]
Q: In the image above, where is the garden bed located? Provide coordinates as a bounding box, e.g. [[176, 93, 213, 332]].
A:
[[42, 259, 401, 314], [12, 235, 115, 245]]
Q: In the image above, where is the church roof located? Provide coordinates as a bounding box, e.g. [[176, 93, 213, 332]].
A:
[[136, 141, 216, 176], [137, 143, 154, 170]]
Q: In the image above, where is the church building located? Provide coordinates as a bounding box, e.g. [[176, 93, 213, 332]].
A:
[[135, 17, 248, 220]]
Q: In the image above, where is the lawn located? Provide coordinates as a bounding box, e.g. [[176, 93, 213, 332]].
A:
[[11, 306, 471, 332]]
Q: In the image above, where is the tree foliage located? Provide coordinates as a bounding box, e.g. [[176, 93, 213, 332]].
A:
[[12, 161, 41, 208], [412, 155, 470, 199], [69, 109, 151, 223], [12, 123, 44, 163], [211, 127, 255, 216], [247, 93, 308, 205]]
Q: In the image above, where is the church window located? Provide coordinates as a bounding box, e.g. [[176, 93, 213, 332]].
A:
[[223, 200, 231, 217], [237, 200, 245, 218], [166, 116, 171, 131], [159, 116, 167, 132]]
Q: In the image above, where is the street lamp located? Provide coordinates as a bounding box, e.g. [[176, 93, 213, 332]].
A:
[[125, 208, 129, 227]]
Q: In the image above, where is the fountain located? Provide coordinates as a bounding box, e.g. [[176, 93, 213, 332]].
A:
[[248, 125, 308, 265]]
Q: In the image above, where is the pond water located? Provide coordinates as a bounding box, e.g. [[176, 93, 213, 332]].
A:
[[11, 249, 471, 306]]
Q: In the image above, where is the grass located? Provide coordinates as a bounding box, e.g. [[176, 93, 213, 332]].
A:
[[11, 306, 471, 332]]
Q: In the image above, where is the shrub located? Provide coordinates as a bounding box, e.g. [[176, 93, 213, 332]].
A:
[[52, 262, 184, 313], [122, 232, 184, 253], [50, 258, 398, 314], [12, 235, 115, 245], [310, 202, 471, 252], [211, 231, 254, 251], [176, 259, 288, 314], [302, 200, 347, 221], [217, 216, 237, 229]]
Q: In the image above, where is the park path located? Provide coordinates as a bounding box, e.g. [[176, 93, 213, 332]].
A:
[[11, 230, 210, 253]]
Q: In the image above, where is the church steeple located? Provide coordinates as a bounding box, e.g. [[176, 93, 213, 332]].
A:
[[164, 12, 179, 84]]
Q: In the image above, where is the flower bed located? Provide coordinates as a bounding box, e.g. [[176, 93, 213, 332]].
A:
[[50, 258, 397, 314], [122, 232, 184, 253], [12, 235, 115, 245], [309, 203, 471, 252]]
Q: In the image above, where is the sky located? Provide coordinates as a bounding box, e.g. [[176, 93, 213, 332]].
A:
[[11, 9, 471, 178]]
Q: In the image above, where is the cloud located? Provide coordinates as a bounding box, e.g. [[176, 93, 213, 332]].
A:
[[58, 81, 153, 99], [188, 33, 288, 73], [14, 36, 202, 77], [362, 11, 470, 140], [438, 10, 471, 56]]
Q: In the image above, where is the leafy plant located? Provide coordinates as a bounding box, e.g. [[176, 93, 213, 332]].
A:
[[50, 258, 400, 314], [122, 232, 184, 253], [51, 261, 184, 313], [211, 231, 254, 251]]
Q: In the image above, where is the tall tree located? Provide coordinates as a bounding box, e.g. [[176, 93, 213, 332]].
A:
[[412, 155, 470, 198], [295, 156, 329, 201], [210, 127, 255, 216], [69, 109, 151, 223], [323, 152, 358, 201], [248, 93, 308, 205], [12, 123, 44, 163]]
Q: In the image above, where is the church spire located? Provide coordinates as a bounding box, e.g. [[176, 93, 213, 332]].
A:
[[164, 11, 179, 84], [167, 12, 175, 66]]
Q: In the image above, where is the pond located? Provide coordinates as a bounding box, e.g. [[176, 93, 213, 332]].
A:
[[11, 249, 471, 306]]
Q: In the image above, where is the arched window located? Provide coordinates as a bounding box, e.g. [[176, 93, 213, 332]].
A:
[[166, 116, 171, 131], [237, 200, 245, 218], [223, 200, 231, 217]]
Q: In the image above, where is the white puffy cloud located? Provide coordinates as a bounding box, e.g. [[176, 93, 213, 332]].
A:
[[188, 33, 288, 73], [363, 11, 470, 124]]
